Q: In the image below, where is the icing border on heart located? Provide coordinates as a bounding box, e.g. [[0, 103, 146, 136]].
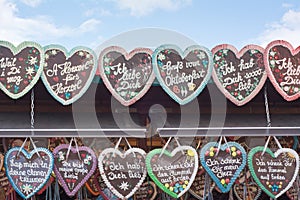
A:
[[248, 146, 299, 199], [99, 46, 155, 106], [200, 142, 247, 193], [0, 41, 44, 99], [4, 147, 54, 199], [98, 147, 147, 199], [152, 44, 213, 105], [42, 45, 97, 105], [264, 40, 300, 101], [53, 144, 97, 197], [211, 44, 266, 106], [146, 146, 198, 198]]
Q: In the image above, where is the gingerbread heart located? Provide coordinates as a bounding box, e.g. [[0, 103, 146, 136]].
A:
[[265, 40, 300, 101], [248, 146, 299, 199], [200, 142, 247, 193], [53, 144, 97, 196], [42, 45, 97, 105], [99, 46, 154, 106], [98, 147, 147, 199], [134, 181, 157, 200], [0, 41, 43, 99], [4, 147, 54, 199], [212, 44, 266, 106], [146, 146, 198, 198], [153, 45, 212, 105]]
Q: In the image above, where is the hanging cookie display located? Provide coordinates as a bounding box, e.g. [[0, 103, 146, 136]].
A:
[[99, 46, 154, 106], [4, 138, 54, 199], [98, 137, 147, 199], [265, 40, 300, 101], [146, 137, 198, 198], [0, 41, 43, 99], [248, 136, 299, 199], [212, 44, 266, 106], [53, 138, 97, 197], [152, 44, 212, 105], [200, 137, 247, 193], [42, 45, 97, 105]]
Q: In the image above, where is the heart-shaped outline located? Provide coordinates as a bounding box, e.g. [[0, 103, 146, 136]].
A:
[[200, 142, 247, 193], [233, 182, 262, 200], [98, 147, 147, 199], [264, 40, 300, 101], [211, 44, 267, 106], [146, 146, 198, 198], [0, 41, 44, 99], [42, 45, 97, 105], [99, 46, 155, 106], [134, 181, 157, 200], [152, 44, 213, 105], [189, 166, 215, 200], [53, 144, 97, 197], [4, 147, 54, 199], [248, 146, 299, 199]]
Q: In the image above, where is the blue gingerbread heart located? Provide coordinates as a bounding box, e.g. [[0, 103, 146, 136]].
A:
[[5, 147, 54, 199], [200, 142, 246, 193]]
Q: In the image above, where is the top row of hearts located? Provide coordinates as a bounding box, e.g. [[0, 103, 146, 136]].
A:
[[0, 40, 297, 106]]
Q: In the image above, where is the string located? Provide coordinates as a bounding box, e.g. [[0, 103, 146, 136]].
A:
[[215, 136, 223, 156], [159, 137, 172, 157], [30, 89, 35, 136], [223, 136, 230, 154], [174, 137, 184, 154], [29, 137, 40, 158], [66, 137, 74, 161], [262, 136, 271, 156], [124, 138, 136, 157], [17, 137, 28, 158], [73, 138, 81, 161], [263, 85, 272, 156], [272, 136, 282, 149]]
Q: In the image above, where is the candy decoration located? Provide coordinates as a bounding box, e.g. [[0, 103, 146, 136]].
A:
[[42, 45, 97, 105], [152, 44, 212, 105], [146, 146, 198, 198], [5, 147, 54, 199], [0, 41, 43, 99], [212, 44, 266, 106], [200, 142, 247, 193], [53, 144, 97, 197], [98, 147, 147, 199], [99, 46, 154, 106], [248, 146, 299, 199], [265, 40, 300, 101]]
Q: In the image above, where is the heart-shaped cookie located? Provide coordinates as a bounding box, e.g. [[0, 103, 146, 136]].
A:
[[248, 146, 299, 199], [0, 41, 43, 99], [265, 40, 300, 101], [212, 44, 266, 106], [98, 147, 147, 199], [152, 45, 212, 105], [53, 144, 97, 196], [134, 181, 157, 200], [99, 46, 154, 106], [42, 45, 97, 105], [146, 146, 198, 198], [233, 182, 262, 200], [4, 147, 54, 199], [189, 165, 215, 200], [200, 142, 247, 193]]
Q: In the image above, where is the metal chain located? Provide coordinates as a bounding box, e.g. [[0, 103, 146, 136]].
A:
[[264, 85, 271, 127], [31, 89, 35, 130]]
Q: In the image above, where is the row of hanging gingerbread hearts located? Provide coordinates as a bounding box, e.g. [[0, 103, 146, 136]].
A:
[[0, 40, 298, 106], [3, 139, 300, 200]]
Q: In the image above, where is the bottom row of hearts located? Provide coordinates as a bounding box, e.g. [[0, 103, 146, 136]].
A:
[[3, 141, 299, 200]]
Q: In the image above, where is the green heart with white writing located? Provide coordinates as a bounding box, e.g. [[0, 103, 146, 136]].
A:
[[248, 146, 299, 199], [146, 146, 198, 198]]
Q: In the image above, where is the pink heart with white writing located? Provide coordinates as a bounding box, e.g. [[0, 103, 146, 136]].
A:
[[212, 44, 266, 106], [99, 46, 154, 106]]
